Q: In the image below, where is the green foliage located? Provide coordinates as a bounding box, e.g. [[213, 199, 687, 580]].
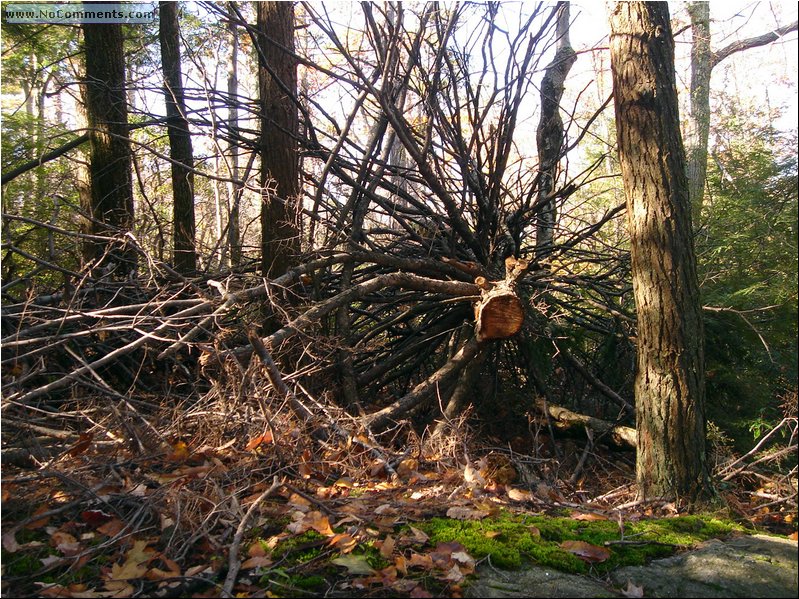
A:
[[697, 94, 798, 448]]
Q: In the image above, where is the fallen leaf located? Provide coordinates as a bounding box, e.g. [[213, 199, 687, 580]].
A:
[[246, 431, 273, 451], [788, 531, 798, 541], [40, 555, 66, 568], [240, 556, 273, 570], [463, 463, 486, 488], [2, 530, 19, 553], [446, 505, 488, 520], [403, 526, 429, 545], [81, 510, 114, 527], [306, 511, 335, 536], [560, 540, 611, 563], [166, 441, 190, 462], [379, 535, 395, 559], [620, 580, 645, 597], [440, 564, 465, 582], [406, 553, 434, 569], [394, 554, 408, 575], [331, 554, 375, 575], [26, 505, 52, 530], [328, 533, 358, 553], [106, 540, 155, 581], [571, 511, 609, 521], [67, 433, 94, 457], [97, 518, 125, 537], [51, 531, 81, 556], [507, 488, 534, 502], [396, 458, 419, 478]]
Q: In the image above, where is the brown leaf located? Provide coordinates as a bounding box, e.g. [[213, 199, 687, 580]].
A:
[[446, 505, 488, 520], [507, 487, 534, 502], [166, 441, 189, 462], [403, 526, 429, 545], [571, 511, 609, 521], [67, 433, 94, 457], [97, 518, 125, 537], [407, 553, 434, 570], [25, 505, 51, 530], [560, 540, 611, 563], [379, 535, 396, 559], [240, 556, 273, 570]]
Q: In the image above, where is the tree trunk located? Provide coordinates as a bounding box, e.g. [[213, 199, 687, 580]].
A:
[[159, 1, 196, 273], [685, 6, 798, 224], [685, 2, 711, 225], [82, 21, 135, 275], [256, 1, 300, 278], [226, 1, 242, 267], [534, 1, 577, 260], [608, 1, 711, 502]]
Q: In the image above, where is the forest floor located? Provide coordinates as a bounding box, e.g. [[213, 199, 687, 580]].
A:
[[1, 416, 796, 599]]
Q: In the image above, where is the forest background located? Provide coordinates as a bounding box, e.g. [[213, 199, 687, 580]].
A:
[[0, 1, 797, 597]]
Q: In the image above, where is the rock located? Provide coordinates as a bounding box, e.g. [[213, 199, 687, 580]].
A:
[[610, 534, 798, 598], [465, 564, 617, 598], [465, 534, 798, 598]]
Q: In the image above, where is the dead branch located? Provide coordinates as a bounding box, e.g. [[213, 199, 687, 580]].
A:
[[534, 398, 637, 448]]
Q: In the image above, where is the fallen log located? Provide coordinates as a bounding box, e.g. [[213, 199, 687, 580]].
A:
[[534, 398, 637, 448]]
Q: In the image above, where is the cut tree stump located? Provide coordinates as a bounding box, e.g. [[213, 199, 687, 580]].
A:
[[474, 256, 529, 342]]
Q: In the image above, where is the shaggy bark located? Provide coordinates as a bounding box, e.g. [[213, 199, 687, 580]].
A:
[[609, 1, 711, 501]]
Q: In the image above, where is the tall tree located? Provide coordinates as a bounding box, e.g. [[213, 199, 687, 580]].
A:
[[256, 1, 300, 277], [534, 1, 576, 260], [159, 1, 196, 273], [82, 20, 135, 275], [608, 1, 711, 501], [685, 3, 798, 222], [226, 1, 242, 267]]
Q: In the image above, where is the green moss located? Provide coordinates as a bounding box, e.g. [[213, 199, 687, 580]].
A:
[[415, 511, 745, 575], [269, 531, 326, 565]]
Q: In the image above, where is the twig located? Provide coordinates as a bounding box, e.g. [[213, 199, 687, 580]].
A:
[[221, 476, 282, 598]]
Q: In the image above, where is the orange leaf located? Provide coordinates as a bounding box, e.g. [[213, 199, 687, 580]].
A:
[[306, 511, 335, 536], [25, 505, 51, 530], [328, 533, 358, 553], [167, 441, 189, 462], [67, 433, 94, 457], [246, 431, 273, 451], [407, 553, 434, 570], [560, 540, 611, 563]]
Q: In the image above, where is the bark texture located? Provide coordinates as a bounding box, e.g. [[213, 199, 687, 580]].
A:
[[685, 1, 711, 224], [82, 21, 135, 274], [159, 1, 196, 273], [608, 2, 710, 501], [534, 1, 577, 259], [257, 1, 300, 277]]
